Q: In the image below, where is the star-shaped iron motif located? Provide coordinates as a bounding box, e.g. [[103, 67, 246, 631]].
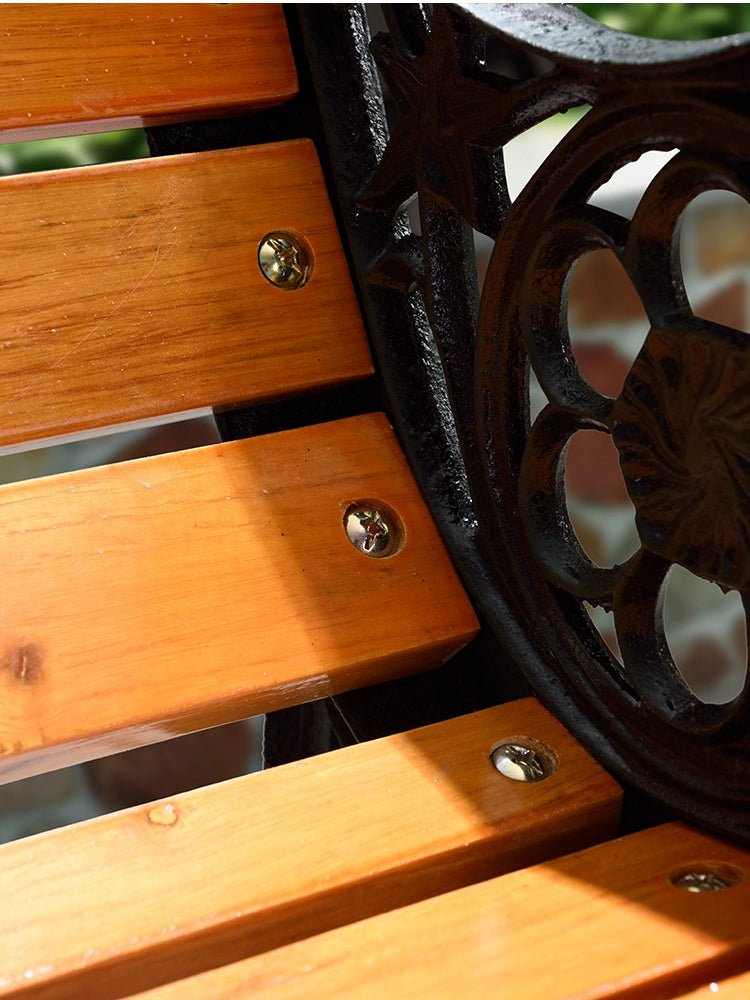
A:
[[359, 7, 581, 239]]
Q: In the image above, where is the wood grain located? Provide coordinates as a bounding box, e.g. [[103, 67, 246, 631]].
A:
[[0, 140, 371, 448], [0, 700, 621, 999], [131, 823, 750, 1000], [0, 414, 478, 781], [0, 5, 297, 141]]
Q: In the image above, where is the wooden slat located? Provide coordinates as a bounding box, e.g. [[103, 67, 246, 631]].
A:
[[0, 140, 371, 448], [0, 5, 297, 141], [132, 823, 750, 1000], [0, 700, 621, 999], [0, 414, 478, 780]]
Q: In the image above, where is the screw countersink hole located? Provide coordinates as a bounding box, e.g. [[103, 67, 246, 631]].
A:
[[670, 863, 743, 893]]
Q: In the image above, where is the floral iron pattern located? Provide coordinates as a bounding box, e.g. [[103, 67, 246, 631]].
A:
[[613, 328, 750, 591]]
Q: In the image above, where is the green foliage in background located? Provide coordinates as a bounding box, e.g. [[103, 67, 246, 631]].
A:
[[577, 3, 750, 40], [4, 8, 749, 174], [0, 128, 148, 176]]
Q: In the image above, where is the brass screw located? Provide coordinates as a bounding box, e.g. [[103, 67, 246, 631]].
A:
[[491, 741, 556, 782], [344, 504, 399, 558], [258, 231, 310, 290], [672, 871, 734, 893]]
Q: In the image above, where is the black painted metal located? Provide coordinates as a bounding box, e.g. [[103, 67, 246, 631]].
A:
[[297, 3, 750, 842]]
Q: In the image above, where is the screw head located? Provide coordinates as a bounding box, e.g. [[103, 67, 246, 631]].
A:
[[491, 741, 556, 782], [258, 231, 310, 290], [344, 503, 401, 558], [672, 871, 734, 893]]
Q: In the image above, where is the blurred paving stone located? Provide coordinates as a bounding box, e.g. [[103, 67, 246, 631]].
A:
[[677, 636, 731, 699], [0, 767, 77, 812], [0, 766, 104, 844], [695, 198, 750, 275], [572, 342, 633, 398], [692, 278, 749, 333], [86, 720, 256, 809], [569, 248, 647, 325], [566, 429, 630, 504]]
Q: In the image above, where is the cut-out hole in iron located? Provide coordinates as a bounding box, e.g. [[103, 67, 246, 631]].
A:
[[584, 603, 623, 665], [474, 226, 494, 292], [528, 365, 548, 425], [503, 107, 591, 202], [565, 430, 639, 568], [680, 189, 750, 335], [586, 148, 679, 220], [568, 249, 650, 390], [664, 565, 747, 704], [407, 195, 422, 237]]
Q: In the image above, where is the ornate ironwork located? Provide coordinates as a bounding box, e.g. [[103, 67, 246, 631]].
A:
[[298, 4, 750, 842], [612, 328, 750, 590]]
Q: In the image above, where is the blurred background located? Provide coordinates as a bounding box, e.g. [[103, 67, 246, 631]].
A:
[[578, 2, 750, 38]]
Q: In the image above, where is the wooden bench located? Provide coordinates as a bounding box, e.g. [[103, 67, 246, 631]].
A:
[[1, 5, 749, 997]]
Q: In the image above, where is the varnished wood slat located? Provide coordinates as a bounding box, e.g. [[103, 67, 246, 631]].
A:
[[131, 823, 750, 1000], [0, 5, 297, 141], [0, 140, 371, 448], [0, 414, 478, 780], [0, 700, 621, 999]]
